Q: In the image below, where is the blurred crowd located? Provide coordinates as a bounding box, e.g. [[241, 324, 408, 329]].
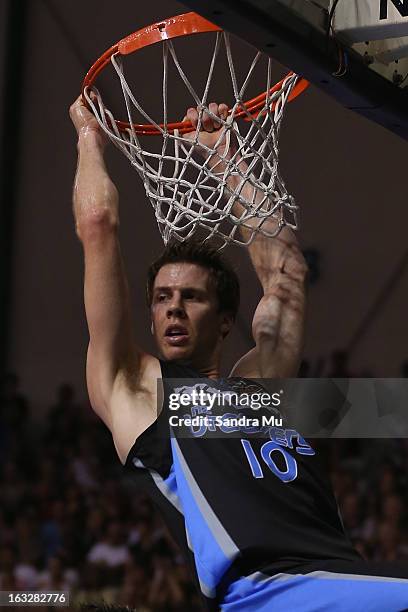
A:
[[0, 370, 408, 611]]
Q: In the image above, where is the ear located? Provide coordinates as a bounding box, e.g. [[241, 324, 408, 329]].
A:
[[220, 313, 234, 339], [151, 321, 154, 335]]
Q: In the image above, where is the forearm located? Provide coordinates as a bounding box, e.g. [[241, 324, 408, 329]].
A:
[[186, 105, 302, 289], [220, 150, 300, 291], [207, 143, 299, 287], [73, 132, 119, 235], [252, 285, 306, 377], [72, 131, 137, 380], [82, 230, 133, 350]]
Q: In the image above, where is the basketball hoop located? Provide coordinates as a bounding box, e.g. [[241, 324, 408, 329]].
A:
[[81, 12, 309, 247]]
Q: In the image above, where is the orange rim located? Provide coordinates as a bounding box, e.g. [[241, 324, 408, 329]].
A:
[[82, 12, 309, 135]]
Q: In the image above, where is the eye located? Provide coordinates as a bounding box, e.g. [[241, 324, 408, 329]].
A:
[[156, 293, 168, 303], [183, 291, 196, 300]]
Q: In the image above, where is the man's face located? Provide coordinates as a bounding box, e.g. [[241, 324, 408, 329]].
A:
[[151, 262, 231, 364]]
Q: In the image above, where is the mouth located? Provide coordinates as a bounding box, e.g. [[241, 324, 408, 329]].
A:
[[164, 324, 189, 346]]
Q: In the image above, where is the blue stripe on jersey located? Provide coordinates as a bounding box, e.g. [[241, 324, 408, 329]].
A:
[[131, 456, 183, 513], [163, 462, 177, 493], [132, 451, 232, 598], [171, 437, 239, 598], [222, 570, 408, 611]]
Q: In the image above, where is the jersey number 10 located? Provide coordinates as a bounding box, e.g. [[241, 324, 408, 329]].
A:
[[241, 439, 298, 483]]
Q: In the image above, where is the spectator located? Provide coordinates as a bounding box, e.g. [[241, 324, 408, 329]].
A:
[[0, 461, 27, 521], [341, 492, 364, 540], [71, 438, 99, 492], [41, 500, 65, 560], [0, 547, 16, 589], [147, 554, 185, 611], [37, 555, 77, 591], [381, 493, 404, 525], [373, 521, 407, 562], [1, 378, 407, 609], [0, 373, 29, 432], [14, 549, 39, 590], [117, 560, 149, 608], [46, 383, 81, 445], [15, 511, 42, 568], [87, 521, 130, 571]]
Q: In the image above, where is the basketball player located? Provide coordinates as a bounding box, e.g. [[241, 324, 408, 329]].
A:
[[70, 97, 408, 611]]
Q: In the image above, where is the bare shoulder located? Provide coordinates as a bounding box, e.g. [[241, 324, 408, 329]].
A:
[[229, 347, 260, 378], [109, 353, 163, 465]]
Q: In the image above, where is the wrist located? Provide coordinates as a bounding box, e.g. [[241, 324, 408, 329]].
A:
[[77, 127, 107, 151]]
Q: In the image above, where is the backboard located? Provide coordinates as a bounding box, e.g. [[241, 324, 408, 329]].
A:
[[181, 0, 408, 140]]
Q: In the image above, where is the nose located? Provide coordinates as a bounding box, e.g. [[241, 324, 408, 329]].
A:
[[166, 294, 186, 319]]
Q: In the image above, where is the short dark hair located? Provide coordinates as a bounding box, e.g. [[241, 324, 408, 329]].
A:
[[146, 239, 240, 319]]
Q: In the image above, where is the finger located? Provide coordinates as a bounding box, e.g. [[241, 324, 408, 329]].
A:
[[69, 95, 83, 121], [208, 102, 221, 129], [71, 106, 92, 132], [186, 107, 199, 129], [219, 103, 229, 122], [69, 96, 89, 131], [69, 95, 99, 135], [201, 110, 214, 132]]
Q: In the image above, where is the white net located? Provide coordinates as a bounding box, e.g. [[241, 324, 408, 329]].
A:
[[84, 32, 301, 249]]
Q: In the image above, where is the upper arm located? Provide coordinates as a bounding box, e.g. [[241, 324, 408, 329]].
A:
[[231, 290, 305, 378], [250, 270, 307, 378], [80, 218, 164, 464], [107, 354, 163, 465], [232, 242, 307, 379], [229, 347, 260, 378], [80, 215, 144, 421]]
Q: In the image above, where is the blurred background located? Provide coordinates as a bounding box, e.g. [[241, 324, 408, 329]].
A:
[[1, 0, 408, 609]]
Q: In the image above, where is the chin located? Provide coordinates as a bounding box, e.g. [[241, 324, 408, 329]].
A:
[[161, 345, 193, 362]]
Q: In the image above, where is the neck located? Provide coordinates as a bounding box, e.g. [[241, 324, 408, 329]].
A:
[[166, 356, 221, 379], [196, 363, 220, 379]]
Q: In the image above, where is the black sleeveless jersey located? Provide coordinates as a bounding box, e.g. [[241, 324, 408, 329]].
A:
[[124, 360, 360, 609]]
